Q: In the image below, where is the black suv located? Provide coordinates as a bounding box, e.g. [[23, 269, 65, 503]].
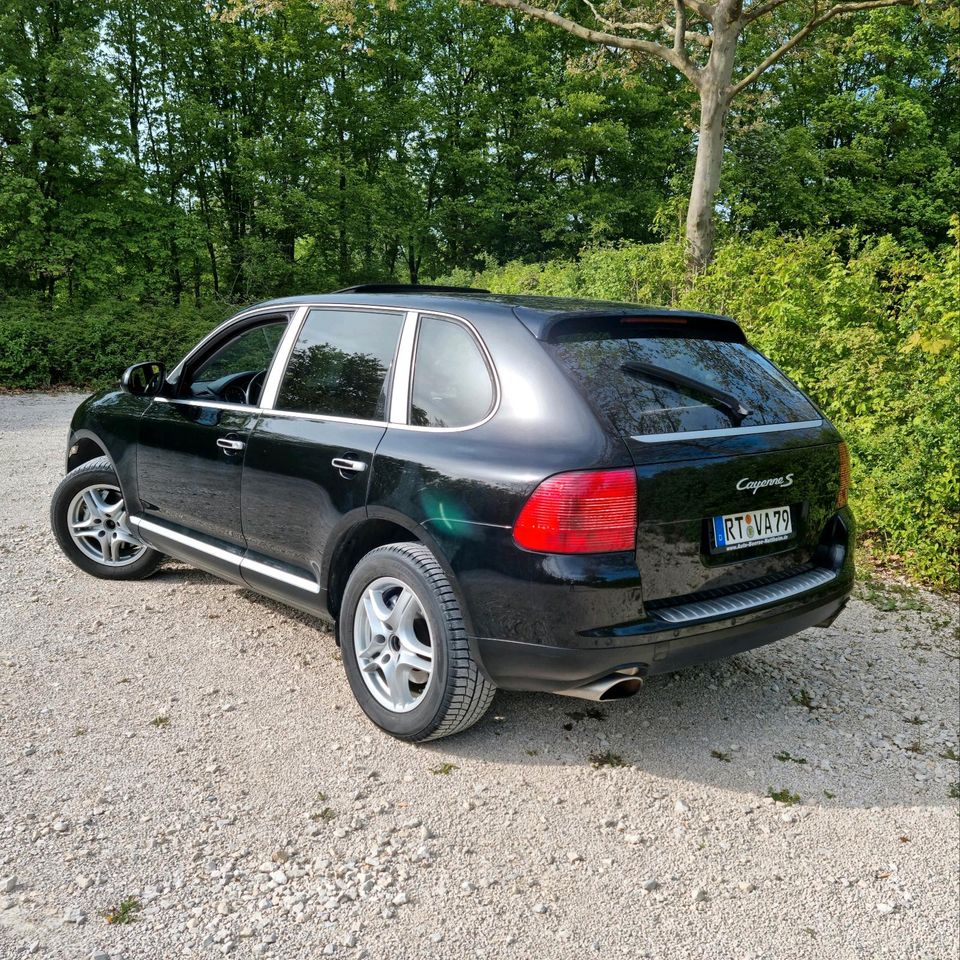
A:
[[52, 285, 854, 741]]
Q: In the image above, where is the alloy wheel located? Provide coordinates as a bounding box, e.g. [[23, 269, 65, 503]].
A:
[[66, 483, 146, 567], [353, 576, 435, 712]]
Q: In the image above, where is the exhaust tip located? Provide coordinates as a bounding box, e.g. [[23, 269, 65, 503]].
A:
[[597, 677, 644, 701], [554, 673, 645, 702]]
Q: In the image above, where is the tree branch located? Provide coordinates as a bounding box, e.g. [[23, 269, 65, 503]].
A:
[[741, 0, 792, 24], [682, 0, 717, 19], [479, 0, 702, 81], [581, 0, 712, 46], [674, 0, 687, 53], [730, 0, 917, 96]]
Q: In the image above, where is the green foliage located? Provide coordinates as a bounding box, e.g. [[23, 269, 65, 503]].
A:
[[0, 301, 226, 389], [441, 229, 958, 590]]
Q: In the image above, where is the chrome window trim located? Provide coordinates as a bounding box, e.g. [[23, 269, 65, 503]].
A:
[[162, 299, 501, 434], [151, 397, 263, 414], [261, 303, 410, 421], [394, 309, 501, 433], [389, 310, 419, 424], [133, 516, 320, 593], [167, 304, 306, 383], [259, 305, 309, 410], [631, 419, 824, 444]]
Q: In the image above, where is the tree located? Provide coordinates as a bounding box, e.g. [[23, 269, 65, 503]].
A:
[[477, 0, 920, 272]]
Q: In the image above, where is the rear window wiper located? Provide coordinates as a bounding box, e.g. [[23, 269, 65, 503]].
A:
[[620, 360, 752, 425]]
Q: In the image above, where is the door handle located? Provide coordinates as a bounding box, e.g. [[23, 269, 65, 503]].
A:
[[217, 437, 245, 452], [331, 457, 367, 473]]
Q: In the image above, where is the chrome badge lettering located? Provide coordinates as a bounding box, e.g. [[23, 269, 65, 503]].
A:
[[736, 474, 794, 495]]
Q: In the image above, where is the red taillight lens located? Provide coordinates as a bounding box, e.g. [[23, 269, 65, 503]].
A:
[[837, 441, 850, 508], [513, 468, 637, 554]]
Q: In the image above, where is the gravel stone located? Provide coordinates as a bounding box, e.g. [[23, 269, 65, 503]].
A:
[[0, 394, 957, 960]]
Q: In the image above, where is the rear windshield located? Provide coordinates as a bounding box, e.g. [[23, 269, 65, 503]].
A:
[[546, 333, 819, 437]]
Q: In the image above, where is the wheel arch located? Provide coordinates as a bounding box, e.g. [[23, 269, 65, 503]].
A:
[[324, 507, 474, 637], [66, 431, 114, 474]]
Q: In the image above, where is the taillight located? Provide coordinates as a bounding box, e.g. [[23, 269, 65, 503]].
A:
[[513, 468, 637, 554], [837, 442, 850, 508]]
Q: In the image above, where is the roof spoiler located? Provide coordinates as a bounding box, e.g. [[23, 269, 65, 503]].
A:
[[520, 308, 746, 344]]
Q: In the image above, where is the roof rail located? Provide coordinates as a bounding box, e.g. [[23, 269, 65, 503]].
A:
[[331, 283, 490, 295]]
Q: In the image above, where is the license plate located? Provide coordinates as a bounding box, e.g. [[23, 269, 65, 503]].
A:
[[712, 505, 792, 551]]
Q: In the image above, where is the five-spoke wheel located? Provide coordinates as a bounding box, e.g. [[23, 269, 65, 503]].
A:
[[51, 456, 162, 580], [66, 483, 147, 567], [341, 542, 495, 741], [354, 576, 435, 712]]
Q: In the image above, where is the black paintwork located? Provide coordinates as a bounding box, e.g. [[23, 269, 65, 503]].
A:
[[64, 290, 854, 692]]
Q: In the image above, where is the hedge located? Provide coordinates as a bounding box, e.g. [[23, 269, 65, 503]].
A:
[[1, 229, 956, 588], [440, 230, 958, 590]]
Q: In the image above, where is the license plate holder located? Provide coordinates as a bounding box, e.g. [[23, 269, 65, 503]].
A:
[[712, 505, 793, 551]]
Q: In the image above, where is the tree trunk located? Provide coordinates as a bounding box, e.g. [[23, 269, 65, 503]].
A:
[[685, 15, 739, 275]]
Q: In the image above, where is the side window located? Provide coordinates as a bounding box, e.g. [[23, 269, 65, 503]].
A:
[[410, 315, 494, 428], [186, 320, 286, 405], [276, 308, 404, 420]]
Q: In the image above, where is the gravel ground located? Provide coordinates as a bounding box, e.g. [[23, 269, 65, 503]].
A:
[[1, 393, 958, 960]]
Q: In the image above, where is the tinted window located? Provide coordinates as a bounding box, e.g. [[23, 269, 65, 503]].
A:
[[546, 334, 819, 437], [410, 316, 494, 428], [187, 321, 286, 403], [277, 308, 404, 419]]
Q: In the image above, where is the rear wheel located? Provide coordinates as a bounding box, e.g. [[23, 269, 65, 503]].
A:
[[51, 457, 162, 580], [340, 542, 495, 741]]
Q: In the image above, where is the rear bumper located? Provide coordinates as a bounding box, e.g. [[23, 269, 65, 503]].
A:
[[472, 570, 852, 692]]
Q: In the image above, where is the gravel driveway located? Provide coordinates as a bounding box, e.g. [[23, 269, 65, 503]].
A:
[[1, 393, 958, 960]]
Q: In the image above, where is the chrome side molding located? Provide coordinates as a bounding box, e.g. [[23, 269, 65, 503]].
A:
[[132, 516, 320, 594]]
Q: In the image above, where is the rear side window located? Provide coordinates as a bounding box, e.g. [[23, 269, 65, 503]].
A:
[[410, 315, 494, 428], [277, 308, 404, 420], [546, 333, 819, 437]]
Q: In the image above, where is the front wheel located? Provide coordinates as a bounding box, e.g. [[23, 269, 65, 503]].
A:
[[340, 542, 495, 741], [51, 457, 162, 580]]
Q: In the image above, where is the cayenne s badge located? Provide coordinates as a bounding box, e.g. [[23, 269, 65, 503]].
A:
[[736, 474, 794, 495]]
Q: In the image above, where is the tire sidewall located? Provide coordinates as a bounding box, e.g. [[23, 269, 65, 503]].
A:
[[340, 548, 456, 740], [51, 461, 159, 580]]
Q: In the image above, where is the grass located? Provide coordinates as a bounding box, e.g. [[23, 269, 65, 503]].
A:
[[310, 807, 337, 822], [939, 747, 959, 761], [775, 751, 808, 765], [148, 715, 169, 728], [429, 762, 458, 775], [823, 790, 836, 799], [710, 750, 732, 763], [904, 714, 926, 725], [588, 750, 627, 769], [790, 689, 815, 710], [768, 787, 801, 806], [949, 782, 959, 800], [858, 577, 928, 613], [104, 897, 142, 925]]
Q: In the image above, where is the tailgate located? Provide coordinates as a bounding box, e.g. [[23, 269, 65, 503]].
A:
[[628, 434, 844, 602]]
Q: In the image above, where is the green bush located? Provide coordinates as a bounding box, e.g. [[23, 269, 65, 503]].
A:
[[0, 301, 228, 389], [1, 230, 956, 588], [443, 230, 958, 589]]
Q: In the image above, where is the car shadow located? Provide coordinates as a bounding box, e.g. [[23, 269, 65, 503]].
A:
[[416, 610, 959, 811]]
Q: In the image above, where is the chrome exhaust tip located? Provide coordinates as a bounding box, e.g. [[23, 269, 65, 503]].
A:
[[554, 673, 644, 702]]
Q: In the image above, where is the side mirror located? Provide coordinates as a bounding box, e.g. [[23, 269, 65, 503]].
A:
[[121, 361, 166, 397]]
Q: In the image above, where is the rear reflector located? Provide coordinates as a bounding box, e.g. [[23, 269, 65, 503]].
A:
[[837, 442, 850, 508], [513, 468, 637, 554]]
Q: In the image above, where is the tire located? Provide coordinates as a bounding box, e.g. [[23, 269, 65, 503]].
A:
[[339, 542, 495, 741], [51, 456, 162, 580]]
